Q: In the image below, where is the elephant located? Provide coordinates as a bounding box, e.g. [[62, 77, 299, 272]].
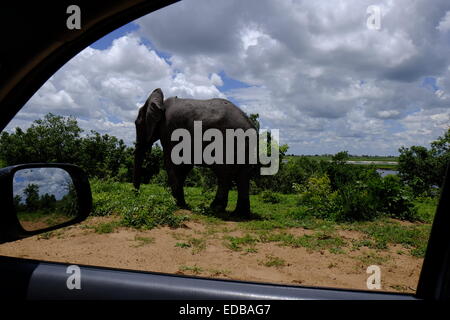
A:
[[133, 88, 258, 216]]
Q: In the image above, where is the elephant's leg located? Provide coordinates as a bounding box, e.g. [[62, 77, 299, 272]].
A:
[[233, 168, 251, 216], [167, 165, 191, 208], [210, 170, 231, 212]]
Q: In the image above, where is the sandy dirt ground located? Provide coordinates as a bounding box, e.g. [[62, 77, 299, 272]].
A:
[[0, 214, 423, 294]]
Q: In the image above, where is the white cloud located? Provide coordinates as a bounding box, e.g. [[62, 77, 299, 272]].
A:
[[5, 0, 450, 156], [6, 34, 225, 144], [437, 11, 450, 32]]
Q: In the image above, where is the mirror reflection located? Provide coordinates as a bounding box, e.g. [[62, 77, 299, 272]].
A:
[[13, 168, 78, 231]]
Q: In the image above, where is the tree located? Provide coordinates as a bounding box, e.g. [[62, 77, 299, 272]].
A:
[[430, 127, 450, 184], [24, 184, 40, 211], [398, 127, 450, 195], [13, 194, 24, 211], [0, 113, 137, 182], [80, 130, 132, 179], [39, 193, 57, 212], [0, 113, 82, 165], [248, 113, 260, 131]]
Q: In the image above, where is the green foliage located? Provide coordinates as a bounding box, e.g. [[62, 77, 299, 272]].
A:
[[24, 184, 40, 211], [85, 179, 436, 258], [291, 162, 417, 222], [121, 196, 182, 229], [80, 131, 132, 180], [0, 113, 161, 184], [224, 234, 258, 251], [293, 174, 339, 220], [260, 190, 281, 204], [185, 166, 216, 191], [335, 182, 380, 221], [254, 155, 325, 193], [0, 114, 82, 164], [348, 220, 431, 257], [248, 113, 260, 131], [90, 179, 188, 229], [398, 146, 438, 196], [2, 113, 441, 227], [370, 174, 417, 221], [260, 255, 286, 267], [398, 127, 450, 196], [413, 196, 438, 223], [15, 181, 78, 217]]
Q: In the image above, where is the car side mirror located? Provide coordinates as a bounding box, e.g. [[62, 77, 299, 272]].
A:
[[0, 163, 92, 243]]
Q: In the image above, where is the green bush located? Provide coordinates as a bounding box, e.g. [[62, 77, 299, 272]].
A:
[[121, 196, 185, 229], [335, 182, 380, 221], [150, 169, 168, 186], [292, 170, 418, 222], [293, 174, 340, 220], [369, 175, 418, 221], [260, 190, 282, 204], [90, 179, 188, 229]]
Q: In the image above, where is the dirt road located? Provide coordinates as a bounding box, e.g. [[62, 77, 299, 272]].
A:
[[0, 215, 422, 293]]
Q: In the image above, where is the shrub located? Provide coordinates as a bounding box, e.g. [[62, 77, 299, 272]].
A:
[[260, 190, 282, 204], [335, 182, 380, 221], [335, 174, 417, 222], [293, 174, 339, 220], [293, 171, 418, 222], [369, 175, 418, 221], [150, 169, 168, 186], [120, 195, 186, 229]]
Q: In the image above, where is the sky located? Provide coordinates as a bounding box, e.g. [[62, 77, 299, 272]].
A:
[[5, 0, 450, 156], [13, 168, 73, 202]]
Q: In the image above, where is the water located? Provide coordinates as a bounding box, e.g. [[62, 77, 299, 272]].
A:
[[377, 169, 398, 177]]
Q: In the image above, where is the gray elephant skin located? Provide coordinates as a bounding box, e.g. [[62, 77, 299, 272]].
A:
[[133, 88, 257, 216]]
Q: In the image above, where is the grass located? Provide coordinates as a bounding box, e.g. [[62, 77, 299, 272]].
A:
[[17, 210, 73, 229], [221, 230, 347, 254], [208, 269, 231, 277], [414, 197, 439, 223], [89, 179, 437, 259], [175, 242, 191, 249], [223, 234, 259, 251], [178, 265, 231, 277], [37, 229, 67, 240], [259, 255, 287, 268], [90, 179, 188, 229], [93, 221, 120, 234], [356, 252, 390, 265], [133, 235, 155, 247], [178, 265, 204, 274], [38, 231, 55, 240], [343, 219, 431, 257], [174, 236, 206, 254]]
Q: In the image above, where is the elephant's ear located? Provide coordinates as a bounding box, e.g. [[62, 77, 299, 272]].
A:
[[148, 88, 164, 110], [144, 88, 164, 139]]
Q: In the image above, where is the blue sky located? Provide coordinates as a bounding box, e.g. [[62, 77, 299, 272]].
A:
[[90, 24, 139, 50], [7, 0, 450, 156]]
